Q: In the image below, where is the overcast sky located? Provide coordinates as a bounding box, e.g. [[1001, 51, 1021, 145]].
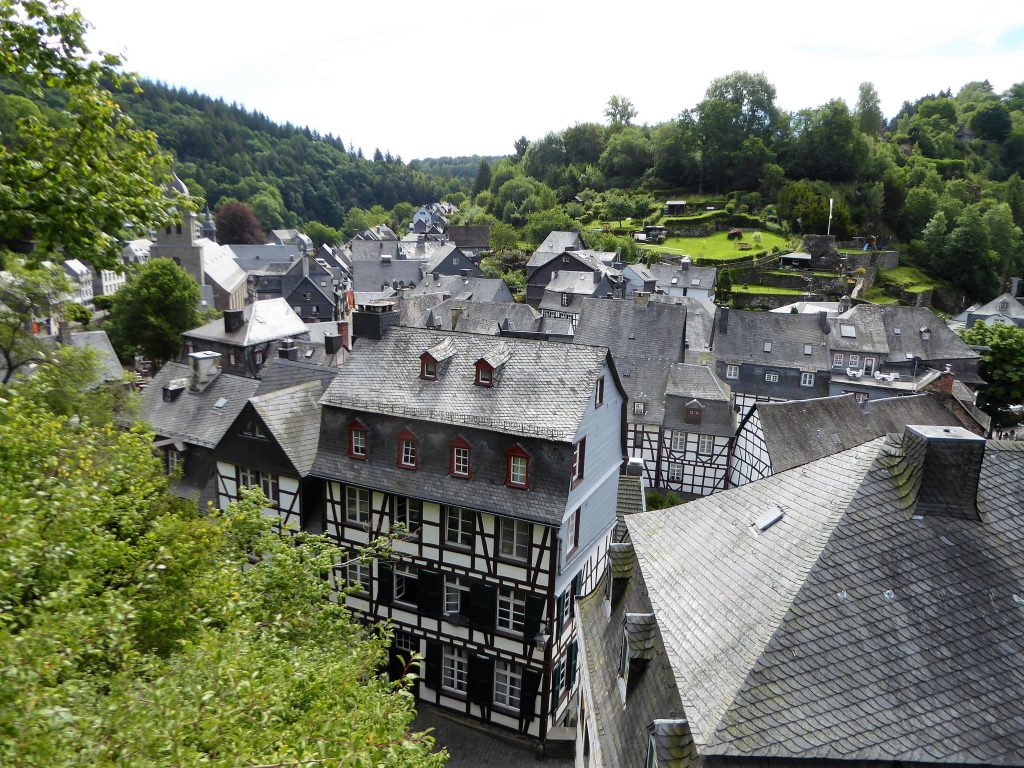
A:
[[71, 0, 1024, 161]]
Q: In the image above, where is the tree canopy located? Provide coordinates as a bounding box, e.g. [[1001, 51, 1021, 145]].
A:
[[0, 388, 445, 766], [959, 322, 1024, 426], [0, 0, 180, 270], [214, 200, 266, 244], [0, 260, 69, 383]]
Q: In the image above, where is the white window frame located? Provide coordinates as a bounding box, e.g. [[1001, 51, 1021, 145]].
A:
[[667, 462, 683, 482], [494, 660, 522, 709], [508, 454, 528, 486], [863, 356, 876, 374], [671, 432, 686, 452], [571, 438, 585, 483], [499, 518, 530, 561], [800, 372, 815, 387], [452, 446, 471, 477], [393, 565, 418, 606], [445, 506, 474, 547], [345, 486, 370, 524], [346, 557, 370, 593], [765, 371, 780, 383], [399, 438, 416, 468], [832, 352, 844, 367], [394, 496, 421, 536], [166, 448, 182, 474], [442, 646, 468, 692], [444, 575, 469, 615], [848, 354, 860, 368], [497, 588, 526, 632], [698, 434, 714, 455], [725, 364, 739, 379], [350, 427, 366, 457], [633, 400, 646, 415]]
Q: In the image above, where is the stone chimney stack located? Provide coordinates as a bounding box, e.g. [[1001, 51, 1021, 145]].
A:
[[338, 319, 351, 351], [904, 424, 985, 520], [818, 310, 829, 333], [223, 309, 245, 334], [278, 338, 299, 361], [718, 305, 729, 334], [634, 292, 650, 308], [187, 351, 222, 392]]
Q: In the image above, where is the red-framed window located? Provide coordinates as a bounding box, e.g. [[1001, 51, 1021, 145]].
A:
[[397, 428, 418, 470], [571, 437, 586, 487], [420, 352, 438, 380], [475, 360, 494, 387], [348, 419, 368, 460], [449, 436, 472, 478], [505, 444, 530, 489]]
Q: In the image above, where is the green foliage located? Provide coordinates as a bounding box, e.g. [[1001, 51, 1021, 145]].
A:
[[488, 221, 519, 254], [604, 95, 637, 128], [13, 344, 133, 424], [302, 220, 343, 248], [472, 158, 492, 197], [92, 294, 114, 312], [777, 180, 852, 238], [598, 127, 653, 186], [0, 0, 181, 270], [856, 82, 884, 136], [959, 323, 1024, 425], [0, 394, 445, 767], [64, 302, 91, 326], [645, 489, 687, 510], [106, 260, 200, 365], [0, 261, 69, 384], [934, 204, 999, 299], [524, 207, 577, 246]]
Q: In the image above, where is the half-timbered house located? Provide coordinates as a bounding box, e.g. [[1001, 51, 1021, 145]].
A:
[[309, 326, 627, 739]]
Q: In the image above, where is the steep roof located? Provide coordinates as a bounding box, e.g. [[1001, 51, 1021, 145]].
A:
[[527, 230, 583, 268], [627, 436, 1024, 764], [319, 327, 610, 442], [970, 291, 1024, 319], [226, 244, 302, 274], [350, 258, 424, 292], [137, 362, 259, 448], [835, 304, 981, 362], [68, 330, 123, 382], [713, 309, 830, 372], [650, 295, 715, 352], [409, 274, 511, 303], [423, 243, 462, 274], [249, 380, 324, 476], [665, 364, 730, 402], [184, 298, 308, 347], [446, 224, 490, 249], [349, 239, 404, 262], [752, 393, 958, 474], [575, 298, 686, 362], [648, 262, 717, 292], [199, 238, 247, 293], [256, 357, 340, 396]]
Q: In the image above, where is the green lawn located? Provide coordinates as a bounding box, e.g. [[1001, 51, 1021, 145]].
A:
[[730, 284, 806, 295], [877, 265, 946, 293], [659, 231, 791, 261], [766, 269, 839, 278], [862, 287, 900, 304]]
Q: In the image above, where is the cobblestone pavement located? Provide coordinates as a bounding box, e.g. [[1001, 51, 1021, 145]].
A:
[[411, 703, 573, 767]]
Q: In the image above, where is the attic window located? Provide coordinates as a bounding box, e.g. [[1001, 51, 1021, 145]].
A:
[[475, 362, 494, 387], [561, 293, 571, 307], [670, 277, 678, 285], [840, 324, 856, 338], [397, 429, 418, 470], [685, 407, 702, 425], [633, 401, 645, 415], [628, 332, 636, 340], [920, 326, 931, 340], [893, 327, 901, 335], [999, 300, 1009, 311], [763, 341, 772, 353], [690, 278, 700, 286], [241, 419, 266, 439]]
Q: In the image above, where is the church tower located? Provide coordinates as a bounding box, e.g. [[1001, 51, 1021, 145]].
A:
[[201, 205, 217, 242]]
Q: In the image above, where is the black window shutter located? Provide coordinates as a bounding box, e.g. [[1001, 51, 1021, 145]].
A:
[[417, 568, 443, 618], [550, 662, 563, 711], [555, 591, 566, 641], [424, 640, 442, 690], [567, 640, 579, 689], [522, 593, 546, 644], [519, 667, 542, 720], [580, 438, 586, 479], [467, 653, 494, 705], [468, 580, 497, 632], [377, 563, 393, 606]]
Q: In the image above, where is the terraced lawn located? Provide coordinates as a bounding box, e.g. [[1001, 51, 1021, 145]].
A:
[[730, 285, 806, 295], [659, 231, 792, 261], [876, 265, 947, 293]]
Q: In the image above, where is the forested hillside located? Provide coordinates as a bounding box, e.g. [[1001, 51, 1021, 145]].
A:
[[111, 80, 469, 231]]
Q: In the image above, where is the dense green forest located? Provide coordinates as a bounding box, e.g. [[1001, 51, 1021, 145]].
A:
[[109, 80, 470, 231]]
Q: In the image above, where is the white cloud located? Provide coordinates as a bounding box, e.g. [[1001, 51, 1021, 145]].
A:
[[71, 0, 1024, 159]]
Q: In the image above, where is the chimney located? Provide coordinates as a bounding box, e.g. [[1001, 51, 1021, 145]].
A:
[[818, 310, 829, 333], [324, 333, 342, 355], [450, 305, 465, 329], [839, 294, 851, 313], [224, 309, 245, 334], [352, 300, 399, 341], [634, 292, 651, 308], [337, 319, 351, 350], [187, 351, 222, 392], [162, 376, 188, 402], [718, 305, 729, 334], [278, 338, 299, 361], [680, 257, 691, 271], [904, 425, 985, 520], [927, 365, 956, 394]]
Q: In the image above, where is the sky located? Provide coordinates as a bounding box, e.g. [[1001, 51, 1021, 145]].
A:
[[71, 0, 1024, 161]]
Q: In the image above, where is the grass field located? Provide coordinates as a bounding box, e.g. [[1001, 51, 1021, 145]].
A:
[[730, 284, 806, 295], [862, 287, 900, 304], [876, 265, 946, 293], [659, 231, 792, 261]]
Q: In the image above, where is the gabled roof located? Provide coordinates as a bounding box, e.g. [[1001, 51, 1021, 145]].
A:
[[527, 230, 583, 268], [751, 393, 958, 474], [248, 380, 324, 476], [137, 362, 259, 448], [68, 331, 123, 382], [350, 258, 424, 292], [198, 238, 247, 293], [409, 274, 511, 303], [402, 297, 541, 335], [970, 291, 1024, 319], [256, 357, 340, 396], [318, 327, 610, 442], [349, 239, 404, 262], [627, 435, 1024, 764], [713, 309, 830, 371], [648, 262, 717, 291], [184, 298, 308, 347], [838, 304, 981, 362], [225, 244, 302, 274], [650, 295, 715, 353], [446, 224, 490, 249], [665, 364, 730, 402], [575, 298, 687, 363]]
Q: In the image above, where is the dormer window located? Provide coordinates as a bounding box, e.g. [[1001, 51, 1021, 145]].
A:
[[803, 343, 813, 355], [920, 326, 931, 340], [420, 356, 437, 380], [633, 401, 646, 415], [999, 300, 1009, 312], [561, 293, 571, 307], [505, 444, 530, 489], [685, 407, 702, 425], [476, 362, 494, 387], [348, 420, 368, 460], [397, 429, 418, 469]]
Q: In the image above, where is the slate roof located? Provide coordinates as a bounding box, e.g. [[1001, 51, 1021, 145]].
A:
[[199, 239, 247, 293], [833, 304, 982, 364], [526, 230, 583, 268], [665, 364, 730, 402], [137, 362, 259, 448], [713, 309, 830, 372], [751, 393, 959, 474], [626, 435, 1024, 765], [648, 262, 717, 292], [351, 258, 424, 292], [574, 298, 687, 363], [446, 224, 490, 249], [616, 474, 645, 541], [969, 291, 1024, 320], [68, 330, 123, 382], [248, 380, 324, 476], [318, 327, 609, 442], [423, 244, 462, 274], [650, 295, 715, 353], [349, 240, 404, 261], [256, 357, 340, 396], [409, 274, 512, 303], [184, 298, 308, 347], [615, 355, 671, 426]]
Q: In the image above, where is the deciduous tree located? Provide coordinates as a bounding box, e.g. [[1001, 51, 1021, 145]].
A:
[[214, 201, 265, 244], [604, 95, 637, 128], [959, 323, 1024, 425]]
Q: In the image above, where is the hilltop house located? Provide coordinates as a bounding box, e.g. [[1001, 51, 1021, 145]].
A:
[[648, 258, 717, 302]]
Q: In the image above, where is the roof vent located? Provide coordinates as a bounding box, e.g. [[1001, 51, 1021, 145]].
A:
[[753, 507, 784, 533]]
